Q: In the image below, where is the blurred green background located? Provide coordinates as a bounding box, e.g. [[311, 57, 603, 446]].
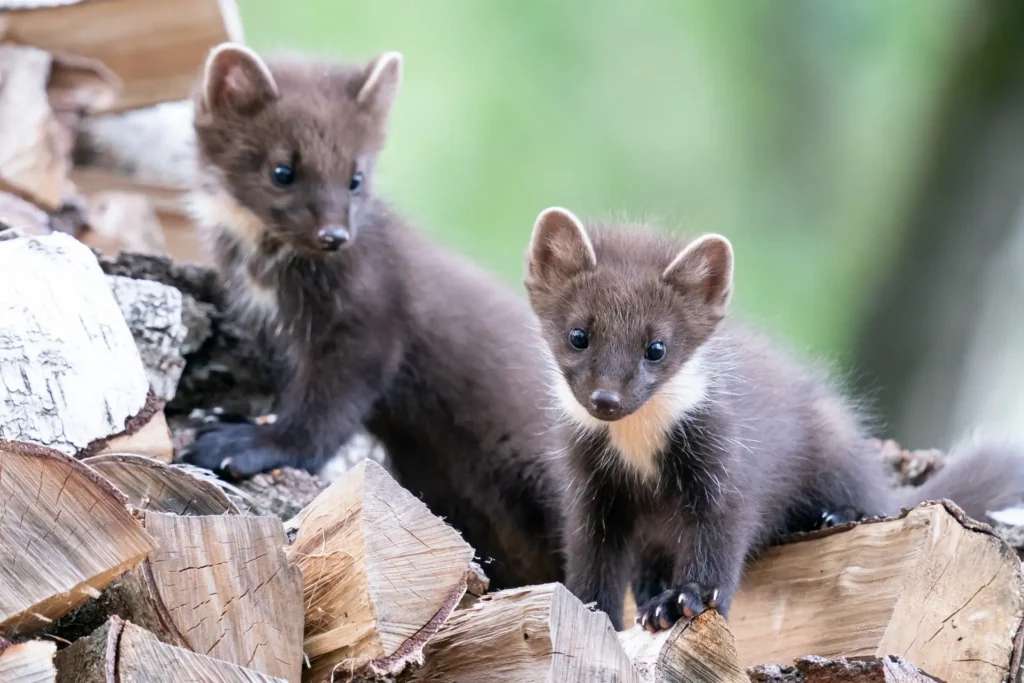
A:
[[239, 1, 1024, 447]]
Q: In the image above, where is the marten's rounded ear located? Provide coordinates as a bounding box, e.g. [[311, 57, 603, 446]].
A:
[[526, 207, 597, 286], [662, 234, 734, 319], [201, 43, 279, 115], [357, 51, 403, 120]]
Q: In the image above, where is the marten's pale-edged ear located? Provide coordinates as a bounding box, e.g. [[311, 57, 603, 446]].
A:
[[202, 43, 279, 115], [662, 234, 734, 319], [357, 51, 403, 120], [526, 207, 597, 285]]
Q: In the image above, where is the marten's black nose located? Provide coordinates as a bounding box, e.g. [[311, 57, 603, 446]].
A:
[[589, 390, 623, 418], [317, 226, 351, 251]]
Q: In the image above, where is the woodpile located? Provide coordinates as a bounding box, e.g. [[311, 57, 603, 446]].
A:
[[2, 4, 1024, 682]]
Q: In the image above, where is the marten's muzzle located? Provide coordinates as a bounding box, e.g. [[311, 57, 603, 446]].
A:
[[317, 225, 351, 252]]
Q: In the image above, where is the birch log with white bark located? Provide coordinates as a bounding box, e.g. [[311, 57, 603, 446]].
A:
[[0, 233, 150, 454]]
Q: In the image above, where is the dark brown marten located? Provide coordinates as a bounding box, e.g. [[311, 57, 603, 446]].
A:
[[524, 206, 1024, 631], [180, 44, 565, 588]]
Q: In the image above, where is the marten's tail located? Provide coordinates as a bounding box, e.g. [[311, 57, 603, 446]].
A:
[[893, 438, 1024, 522]]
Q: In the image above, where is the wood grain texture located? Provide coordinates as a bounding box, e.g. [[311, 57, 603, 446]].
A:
[[0, 440, 154, 635], [83, 452, 237, 515], [620, 612, 748, 683], [2, 0, 243, 112], [288, 460, 474, 681], [408, 583, 638, 683], [56, 617, 287, 683], [0, 639, 56, 683], [730, 503, 1024, 682], [0, 233, 149, 454], [142, 511, 304, 682]]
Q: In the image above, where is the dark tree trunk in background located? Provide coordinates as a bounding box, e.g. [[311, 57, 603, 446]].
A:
[[855, 2, 1024, 448]]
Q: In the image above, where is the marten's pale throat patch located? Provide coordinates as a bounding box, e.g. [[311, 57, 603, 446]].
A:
[[552, 349, 709, 478]]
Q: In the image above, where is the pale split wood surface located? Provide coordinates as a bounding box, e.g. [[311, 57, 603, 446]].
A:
[[0, 440, 154, 635], [287, 460, 474, 681]]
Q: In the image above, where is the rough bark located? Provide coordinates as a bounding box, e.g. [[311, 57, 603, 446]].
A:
[[287, 460, 474, 682], [748, 655, 939, 683], [106, 274, 187, 402], [407, 583, 638, 683], [729, 502, 1024, 683], [0, 233, 150, 454], [0, 440, 155, 636]]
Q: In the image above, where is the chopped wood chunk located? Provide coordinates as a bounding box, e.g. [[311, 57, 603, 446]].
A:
[[83, 452, 238, 515], [287, 460, 474, 681], [0, 440, 154, 636], [730, 502, 1024, 682], [50, 512, 303, 682], [0, 638, 57, 683], [0, 44, 70, 209], [408, 583, 638, 683], [55, 617, 287, 682], [0, 233, 150, 454], [620, 612, 748, 683]]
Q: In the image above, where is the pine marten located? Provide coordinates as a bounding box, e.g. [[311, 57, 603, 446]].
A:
[[180, 43, 565, 588], [524, 206, 1024, 630]]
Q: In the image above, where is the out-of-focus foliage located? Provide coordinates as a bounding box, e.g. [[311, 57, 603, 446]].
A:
[[239, 0, 971, 361]]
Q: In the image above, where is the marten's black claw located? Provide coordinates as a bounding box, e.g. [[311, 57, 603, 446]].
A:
[[819, 506, 865, 529], [635, 582, 720, 632], [179, 423, 287, 479]]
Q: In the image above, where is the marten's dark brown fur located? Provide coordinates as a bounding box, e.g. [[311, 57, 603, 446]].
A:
[[524, 207, 1024, 630], [181, 44, 564, 588]]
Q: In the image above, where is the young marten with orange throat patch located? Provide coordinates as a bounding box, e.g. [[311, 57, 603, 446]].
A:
[[524, 206, 1024, 631], [179, 43, 566, 588]]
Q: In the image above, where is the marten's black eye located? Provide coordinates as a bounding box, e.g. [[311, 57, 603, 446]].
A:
[[645, 341, 666, 362], [568, 328, 589, 351], [271, 165, 295, 187], [349, 171, 364, 193]]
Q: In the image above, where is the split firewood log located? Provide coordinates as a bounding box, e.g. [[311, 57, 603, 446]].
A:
[[54, 617, 286, 683], [287, 460, 474, 682], [0, 233, 152, 454], [48, 511, 303, 682], [730, 502, 1024, 682], [1, 0, 242, 112], [82, 452, 238, 515], [0, 637, 57, 683], [748, 655, 940, 683], [0, 440, 154, 636], [619, 612, 748, 683], [406, 582, 637, 683]]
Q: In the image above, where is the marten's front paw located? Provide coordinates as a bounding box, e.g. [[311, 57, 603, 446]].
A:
[[635, 582, 720, 633], [178, 423, 286, 479], [819, 506, 865, 529]]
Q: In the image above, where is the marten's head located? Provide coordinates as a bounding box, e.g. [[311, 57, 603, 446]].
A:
[[191, 43, 401, 259], [525, 208, 733, 470]]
